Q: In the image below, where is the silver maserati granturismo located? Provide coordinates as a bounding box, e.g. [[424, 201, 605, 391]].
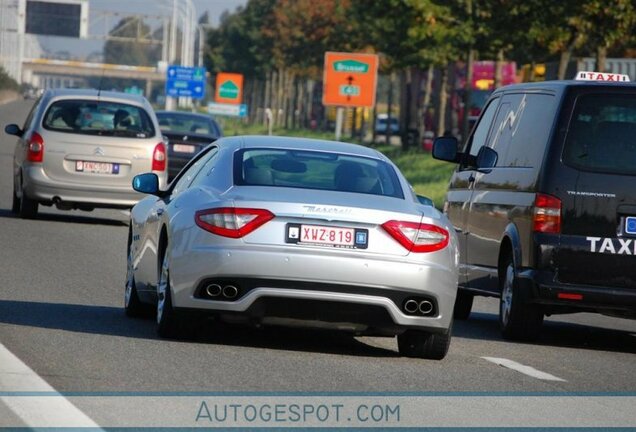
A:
[[126, 135, 459, 359]]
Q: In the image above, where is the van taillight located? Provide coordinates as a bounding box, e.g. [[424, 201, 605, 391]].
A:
[[27, 132, 44, 163], [533, 193, 561, 234], [152, 143, 166, 171]]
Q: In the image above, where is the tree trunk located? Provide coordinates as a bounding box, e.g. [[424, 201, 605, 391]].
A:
[[371, 107, 378, 144], [284, 70, 292, 129], [359, 107, 366, 141], [448, 62, 458, 133], [422, 64, 434, 138], [494, 48, 504, 88], [306, 80, 315, 129], [437, 66, 448, 137], [263, 71, 272, 126], [288, 71, 295, 129], [270, 69, 278, 126], [462, 49, 475, 141], [528, 61, 536, 81], [276, 68, 284, 127], [596, 45, 607, 73], [400, 67, 418, 150], [386, 72, 395, 145], [558, 49, 571, 80], [295, 78, 303, 129]]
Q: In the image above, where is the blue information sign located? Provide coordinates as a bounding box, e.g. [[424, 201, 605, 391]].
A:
[[165, 66, 206, 99]]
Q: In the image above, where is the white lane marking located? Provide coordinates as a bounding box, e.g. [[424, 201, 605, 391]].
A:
[[482, 356, 567, 382], [0, 342, 103, 428]]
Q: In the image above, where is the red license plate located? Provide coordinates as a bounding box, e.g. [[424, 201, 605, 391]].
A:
[[297, 224, 355, 246], [75, 161, 119, 174]]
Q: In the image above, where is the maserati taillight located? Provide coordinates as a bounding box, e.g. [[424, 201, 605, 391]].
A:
[[382, 220, 449, 253], [195, 208, 274, 238]]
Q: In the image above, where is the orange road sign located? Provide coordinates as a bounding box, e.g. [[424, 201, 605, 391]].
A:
[[215, 72, 244, 104], [323, 52, 379, 108]]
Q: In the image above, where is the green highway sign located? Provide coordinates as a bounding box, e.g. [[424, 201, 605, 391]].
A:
[[333, 60, 369, 73], [218, 80, 239, 99], [339, 85, 360, 96]]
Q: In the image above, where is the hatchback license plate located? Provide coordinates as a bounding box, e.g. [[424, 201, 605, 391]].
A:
[[75, 161, 119, 174], [286, 223, 368, 249], [173, 144, 196, 153], [626, 217, 636, 235]]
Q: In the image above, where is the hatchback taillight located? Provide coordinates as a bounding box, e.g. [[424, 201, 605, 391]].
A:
[[152, 142, 166, 171], [533, 193, 561, 234], [382, 220, 449, 253], [27, 132, 44, 163], [195, 208, 275, 238]]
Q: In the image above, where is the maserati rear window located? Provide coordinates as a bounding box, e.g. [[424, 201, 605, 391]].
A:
[[234, 148, 404, 199]]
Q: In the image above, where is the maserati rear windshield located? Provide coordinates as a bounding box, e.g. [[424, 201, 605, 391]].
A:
[[43, 99, 155, 138], [234, 148, 404, 199]]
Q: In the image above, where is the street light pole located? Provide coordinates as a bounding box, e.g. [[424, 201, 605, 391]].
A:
[[165, 0, 178, 110]]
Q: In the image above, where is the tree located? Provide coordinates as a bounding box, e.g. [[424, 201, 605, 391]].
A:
[[525, 0, 584, 79], [96, 17, 159, 91], [0, 65, 19, 91], [103, 17, 156, 67], [204, 0, 276, 79], [574, 0, 636, 72], [267, 0, 355, 77]]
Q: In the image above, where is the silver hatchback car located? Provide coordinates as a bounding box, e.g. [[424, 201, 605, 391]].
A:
[[127, 136, 459, 359], [5, 89, 168, 218]]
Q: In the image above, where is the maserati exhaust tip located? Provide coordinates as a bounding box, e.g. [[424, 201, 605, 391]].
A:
[[205, 283, 222, 297], [419, 300, 434, 315], [404, 299, 419, 314], [223, 285, 239, 299]]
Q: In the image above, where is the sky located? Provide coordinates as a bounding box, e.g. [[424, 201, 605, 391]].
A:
[[35, 0, 248, 59]]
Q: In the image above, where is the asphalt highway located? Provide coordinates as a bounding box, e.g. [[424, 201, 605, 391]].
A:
[[0, 99, 634, 427]]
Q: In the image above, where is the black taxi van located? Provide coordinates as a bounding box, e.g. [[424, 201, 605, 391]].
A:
[[433, 72, 636, 340]]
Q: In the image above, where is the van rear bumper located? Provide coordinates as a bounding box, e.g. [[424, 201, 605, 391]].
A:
[[518, 268, 636, 317]]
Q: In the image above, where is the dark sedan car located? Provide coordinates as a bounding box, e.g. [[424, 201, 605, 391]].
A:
[[155, 111, 223, 180]]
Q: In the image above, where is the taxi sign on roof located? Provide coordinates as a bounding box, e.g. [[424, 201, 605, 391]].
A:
[[575, 71, 630, 82]]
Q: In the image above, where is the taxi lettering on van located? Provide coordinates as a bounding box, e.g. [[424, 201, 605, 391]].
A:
[[586, 237, 636, 255], [575, 71, 630, 82]]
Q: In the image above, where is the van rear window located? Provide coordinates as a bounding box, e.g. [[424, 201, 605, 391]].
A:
[[43, 99, 155, 138], [563, 93, 636, 175]]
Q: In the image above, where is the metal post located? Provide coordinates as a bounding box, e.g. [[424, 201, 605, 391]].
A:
[[335, 107, 344, 141], [165, 0, 178, 110]]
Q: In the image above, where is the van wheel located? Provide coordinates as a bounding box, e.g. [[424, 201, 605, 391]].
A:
[[397, 322, 452, 360], [499, 256, 543, 341], [453, 291, 473, 320]]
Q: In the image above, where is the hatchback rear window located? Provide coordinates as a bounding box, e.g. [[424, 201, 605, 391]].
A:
[[43, 99, 155, 138], [234, 148, 404, 199], [563, 93, 636, 175]]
